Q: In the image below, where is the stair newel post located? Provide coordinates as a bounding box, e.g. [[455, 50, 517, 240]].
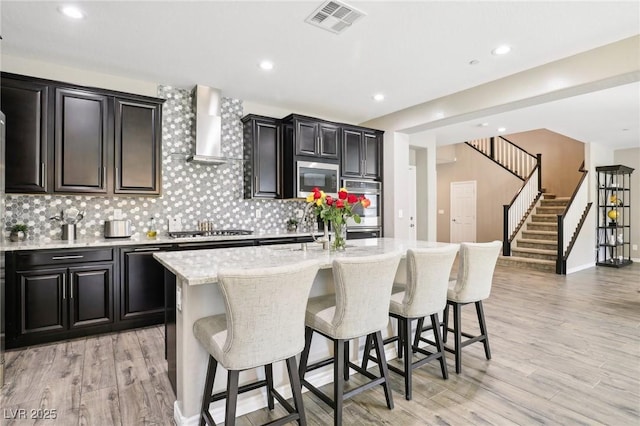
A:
[[556, 214, 565, 274], [503, 204, 511, 256], [536, 153, 543, 192]]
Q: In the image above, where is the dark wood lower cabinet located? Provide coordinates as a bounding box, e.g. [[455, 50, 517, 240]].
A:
[[12, 261, 114, 348], [118, 246, 169, 329], [18, 268, 67, 335], [69, 264, 113, 329]]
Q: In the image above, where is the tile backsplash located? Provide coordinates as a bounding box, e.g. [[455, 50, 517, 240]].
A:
[[4, 86, 307, 240]]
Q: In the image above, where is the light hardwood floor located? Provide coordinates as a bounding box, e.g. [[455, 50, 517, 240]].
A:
[[2, 262, 639, 425]]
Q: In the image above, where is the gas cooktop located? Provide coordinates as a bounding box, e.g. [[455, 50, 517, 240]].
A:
[[167, 229, 254, 238]]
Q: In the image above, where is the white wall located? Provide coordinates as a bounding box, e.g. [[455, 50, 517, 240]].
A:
[[2, 54, 159, 96]]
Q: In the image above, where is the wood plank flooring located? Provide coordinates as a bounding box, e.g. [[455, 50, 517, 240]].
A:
[[2, 262, 638, 425]]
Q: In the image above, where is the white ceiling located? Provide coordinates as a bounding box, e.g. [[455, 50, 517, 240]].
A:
[[1, 1, 639, 148]]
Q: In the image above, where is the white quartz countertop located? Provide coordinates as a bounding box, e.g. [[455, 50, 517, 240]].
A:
[[153, 238, 457, 286], [0, 231, 317, 252]]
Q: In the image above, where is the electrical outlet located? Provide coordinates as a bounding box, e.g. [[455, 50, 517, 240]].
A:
[[295, 209, 304, 219], [633, 244, 638, 251], [398, 209, 403, 219], [255, 209, 262, 219], [113, 209, 122, 220]]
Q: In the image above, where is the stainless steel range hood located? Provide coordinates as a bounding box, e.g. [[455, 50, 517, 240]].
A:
[[187, 85, 227, 164]]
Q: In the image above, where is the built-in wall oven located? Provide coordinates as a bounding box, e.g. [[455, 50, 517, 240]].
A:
[[297, 161, 340, 198], [342, 178, 382, 239]]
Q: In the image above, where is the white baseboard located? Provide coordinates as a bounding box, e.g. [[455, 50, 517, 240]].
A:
[[174, 344, 400, 425], [566, 262, 596, 274]]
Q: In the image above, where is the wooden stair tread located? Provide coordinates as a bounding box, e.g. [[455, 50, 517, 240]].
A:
[[511, 247, 556, 255], [518, 238, 557, 244], [499, 256, 555, 266], [522, 230, 558, 236]]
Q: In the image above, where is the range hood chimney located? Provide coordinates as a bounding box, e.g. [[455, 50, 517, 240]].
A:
[[187, 85, 227, 164]]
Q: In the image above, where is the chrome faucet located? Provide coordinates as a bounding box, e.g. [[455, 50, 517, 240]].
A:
[[301, 202, 330, 250]]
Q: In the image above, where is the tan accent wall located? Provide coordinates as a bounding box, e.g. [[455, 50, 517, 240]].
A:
[[505, 129, 585, 197], [437, 129, 585, 243]]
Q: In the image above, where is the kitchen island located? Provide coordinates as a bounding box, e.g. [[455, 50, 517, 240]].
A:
[[154, 238, 457, 426]]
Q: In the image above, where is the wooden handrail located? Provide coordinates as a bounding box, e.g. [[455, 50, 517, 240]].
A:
[[498, 136, 537, 159], [506, 164, 539, 208], [560, 162, 588, 220]]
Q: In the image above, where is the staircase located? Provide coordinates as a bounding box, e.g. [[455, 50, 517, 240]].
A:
[[498, 194, 569, 272]]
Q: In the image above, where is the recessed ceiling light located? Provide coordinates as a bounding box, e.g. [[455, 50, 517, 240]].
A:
[[259, 60, 274, 71], [59, 5, 85, 19], [469, 59, 480, 66], [478, 122, 489, 127], [622, 128, 629, 131], [373, 93, 385, 102], [497, 127, 506, 133], [434, 112, 444, 119], [491, 45, 511, 56]]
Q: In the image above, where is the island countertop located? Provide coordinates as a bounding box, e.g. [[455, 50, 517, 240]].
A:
[[153, 238, 455, 286]]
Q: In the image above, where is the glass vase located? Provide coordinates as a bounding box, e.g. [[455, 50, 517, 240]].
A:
[[331, 220, 347, 251]]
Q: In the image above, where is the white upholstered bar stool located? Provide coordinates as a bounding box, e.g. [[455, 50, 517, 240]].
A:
[[193, 260, 320, 426], [298, 252, 402, 426], [362, 245, 458, 400], [440, 240, 501, 374]]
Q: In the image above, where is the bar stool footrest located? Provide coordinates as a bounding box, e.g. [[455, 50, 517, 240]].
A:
[[211, 379, 268, 402]]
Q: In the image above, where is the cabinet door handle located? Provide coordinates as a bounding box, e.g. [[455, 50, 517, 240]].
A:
[[102, 166, 107, 187], [40, 163, 46, 188], [62, 275, 66, 300], [115, 167, 119, 189], [254, 175, 258, 190], [70, 274, 74, 299], [133, 247, 161, 252], [52, 255, 84, 260]]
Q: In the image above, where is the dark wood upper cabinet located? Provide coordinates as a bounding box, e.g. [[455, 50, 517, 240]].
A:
[[0, 78, 49, 193], [242, 115, 282, 199], [1, 72, 164, 196], [341, 127, 383, 179], [114, 98, 162, 195], [284, 114, 340, 160], [54, 88, 109, 193]]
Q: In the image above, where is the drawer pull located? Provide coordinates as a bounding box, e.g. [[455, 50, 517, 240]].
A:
[[51, 255, 84, 260], [133, 247, 161, 252]]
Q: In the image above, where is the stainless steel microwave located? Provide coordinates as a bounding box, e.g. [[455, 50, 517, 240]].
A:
[[297, 161, 340, 198]]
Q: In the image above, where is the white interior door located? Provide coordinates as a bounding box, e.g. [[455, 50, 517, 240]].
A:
[[450, 181, 476, 243], [407, 166, 417, 240]]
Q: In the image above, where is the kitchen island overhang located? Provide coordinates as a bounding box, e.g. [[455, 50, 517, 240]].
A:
[[154, 238, 457, 426]]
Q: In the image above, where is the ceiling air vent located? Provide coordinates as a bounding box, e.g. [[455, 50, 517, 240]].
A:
[[305, 0, 366, 34]]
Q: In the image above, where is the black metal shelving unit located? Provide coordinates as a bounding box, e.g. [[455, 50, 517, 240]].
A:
[[596, 165, 634, 268]]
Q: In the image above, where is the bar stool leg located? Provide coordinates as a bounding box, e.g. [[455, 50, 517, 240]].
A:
[[476, 301, 492, 360], [200, 356, 218, 426], [344, 341, 350, 381], [402, 317, 412, 400], [361, 334, 373, 371], [430, 312, 449, 380], [397, 318, 404, 359], [373, 331, 394, 409], [413, 317, 425, 352], [285, 356, 307, 426], [453, 303, 462, 374], [265, 363, 274, 410], [225, 370, 240, 426], [299, 327, 313, 380], [442, 304, 450, 343], [334, 339, 345, 426]]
